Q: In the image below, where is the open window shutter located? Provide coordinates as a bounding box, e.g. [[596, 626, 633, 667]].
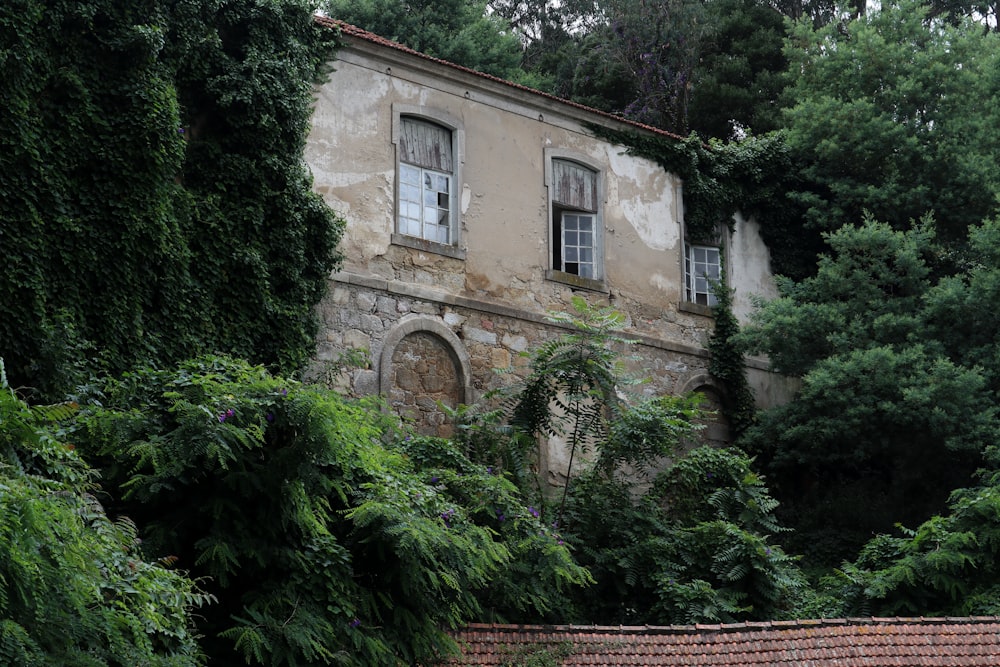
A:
[[400, 118, 453, 172], [552, 160, 597, 211]]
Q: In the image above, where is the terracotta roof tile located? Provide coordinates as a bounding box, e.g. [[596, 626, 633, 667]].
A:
[[313, 15, 686, 143], [442, 618, 1000, 666]]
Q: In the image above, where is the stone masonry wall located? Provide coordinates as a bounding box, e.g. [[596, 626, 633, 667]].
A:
[[308, 273, 725, 435]]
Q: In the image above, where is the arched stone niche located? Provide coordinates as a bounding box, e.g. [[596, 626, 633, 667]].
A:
[[379, 315, 472, 437], [678, 373, 732, 446]]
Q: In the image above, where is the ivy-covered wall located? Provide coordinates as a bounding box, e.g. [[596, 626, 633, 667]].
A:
[[0, 0, 344, 399]]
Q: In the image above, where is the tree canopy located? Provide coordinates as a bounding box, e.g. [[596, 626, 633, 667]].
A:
[[739, 220, 998, 561], [322, 0, 525, 79], [780, 0, 1000, 238]]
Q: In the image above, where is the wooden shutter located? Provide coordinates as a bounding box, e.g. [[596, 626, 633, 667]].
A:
[[399, 118, 453, 172], [552, 160, 597, 211]]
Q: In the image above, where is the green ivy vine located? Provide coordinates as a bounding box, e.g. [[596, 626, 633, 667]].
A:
[[0, 0, 344, 399], [707, 273, 757, 439], [589, 126, 821, 279]]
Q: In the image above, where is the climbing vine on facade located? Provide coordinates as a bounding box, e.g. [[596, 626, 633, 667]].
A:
[[0, 0, 344, 399]]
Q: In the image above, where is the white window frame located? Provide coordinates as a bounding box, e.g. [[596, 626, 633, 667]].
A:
[[392, 106, 465, 259], [685, 243, 722, 306], [545, 149, 604, 287]]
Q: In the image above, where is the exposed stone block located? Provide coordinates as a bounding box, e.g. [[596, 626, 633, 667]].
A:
[[463, 326, 497, 345]]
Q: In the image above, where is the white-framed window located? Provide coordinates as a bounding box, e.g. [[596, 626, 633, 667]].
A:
[[394, 111, 462, 250], [685, 244, 721, 306], [547, 152, 603, 282]]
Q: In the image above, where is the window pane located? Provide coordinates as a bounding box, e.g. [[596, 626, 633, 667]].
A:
[[398, 163, 454, 244], [400, 218, 419, 236], [686, 244, 721, 304], [400, 164, 420, 185]]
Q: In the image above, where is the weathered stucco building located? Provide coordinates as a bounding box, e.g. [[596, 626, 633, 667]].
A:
[[304, 18, 795, 466]]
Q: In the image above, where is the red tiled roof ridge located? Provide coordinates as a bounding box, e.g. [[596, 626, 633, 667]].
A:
[[313, 14, 687, 143], [459, 615, 1000, 635]]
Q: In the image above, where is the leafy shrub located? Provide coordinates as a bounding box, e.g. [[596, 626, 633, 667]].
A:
[[561, 447, 807, 625], [71, 356, 589, 665], [0, 361, 208, 666]]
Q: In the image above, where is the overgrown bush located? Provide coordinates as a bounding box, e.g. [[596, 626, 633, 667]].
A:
[[560, 447, 807, 625], [70, 356, 589, 665], [0, 361, 209, 665]]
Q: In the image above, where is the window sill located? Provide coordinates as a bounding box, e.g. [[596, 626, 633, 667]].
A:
[[391, 233, 466, 260], [545, 269, 607, 293], [679, 301, 715, 317]]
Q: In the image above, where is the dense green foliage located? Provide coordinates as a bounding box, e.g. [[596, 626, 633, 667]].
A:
[[739, 220, 999, 562], [707, 277, 757, 438], [477, 298, 809, 625], [0, 363, 209, 665], [560, 447, 808, 624], [687, 0, 788, 139], [828, 460, 1000, 617], [0, 0, 343, 400], [781, 0, 1000, 239], [71, 356, 589, 665], [322, 0, 525, 79]]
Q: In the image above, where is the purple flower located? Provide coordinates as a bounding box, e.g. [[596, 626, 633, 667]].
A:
[[430, 476, 439, 484], [265, 412, 274, 422], [226, 408, 235, 418], [281, 388, 288, 396], [496, 510, 505, 522], [177, 127, 185, 134], [218, 413, 226, 423], [486, 466, 493, 474], [528, 506, 540, 519], [349, 619, 361, 628]]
